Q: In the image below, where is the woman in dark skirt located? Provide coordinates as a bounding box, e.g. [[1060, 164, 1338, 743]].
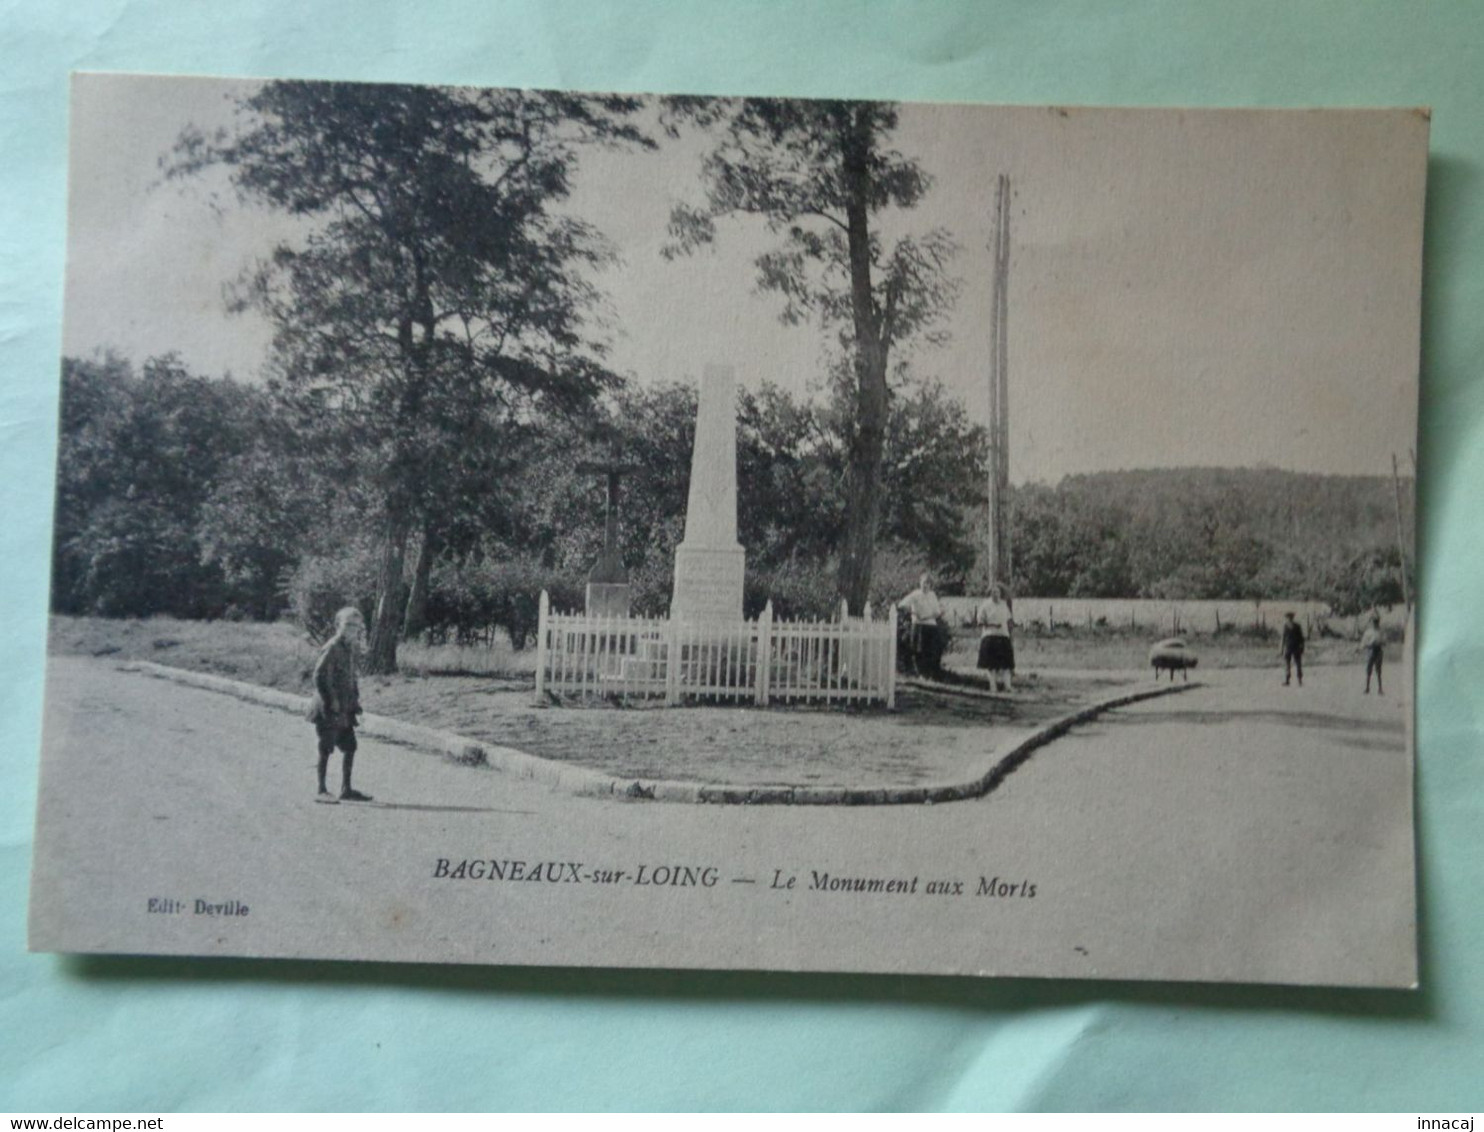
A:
[[975, 583, 1016, 692]]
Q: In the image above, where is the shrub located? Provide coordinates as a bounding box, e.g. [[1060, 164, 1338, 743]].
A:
[[865, 544, 935, 613], [627, 555, 678, 619], [742, 545, 936, 622], [286, 546, 380, 644], [424, 558, 584, 649], [745, 558, 842, 621]]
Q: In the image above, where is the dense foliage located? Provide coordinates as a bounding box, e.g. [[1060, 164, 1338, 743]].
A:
[[1007, 469, 1410, 614], [167, 80, 653, 669], [53, 353, 1411, 638], [53, 355, 265, 619]]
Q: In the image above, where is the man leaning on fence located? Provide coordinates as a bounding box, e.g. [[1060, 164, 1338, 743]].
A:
[[898, 573, 949, 678]]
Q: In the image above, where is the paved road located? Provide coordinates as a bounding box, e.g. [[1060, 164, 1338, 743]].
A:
[[984, 663, 1413, 984], [29, 656, 1414, 986]]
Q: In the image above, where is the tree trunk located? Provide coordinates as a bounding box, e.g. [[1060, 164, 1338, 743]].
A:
[[838, 348, 889, 612], [365, 507, 411, 675], [368, 267, 433, 672], [836, 105, 889, 614], [401, 524, 439, 641]]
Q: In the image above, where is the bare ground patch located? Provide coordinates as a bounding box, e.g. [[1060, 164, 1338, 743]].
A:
[[361, 666, 1141, 788], [52, 615, 1178, 788]]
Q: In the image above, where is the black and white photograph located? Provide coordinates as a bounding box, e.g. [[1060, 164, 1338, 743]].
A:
[[29, 73, 1424, 987]]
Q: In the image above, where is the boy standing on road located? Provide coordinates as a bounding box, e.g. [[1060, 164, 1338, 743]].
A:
[[1279, 611, 1305, 687], [308, 606, 372, 803], [1361, 612, 1385, 695]]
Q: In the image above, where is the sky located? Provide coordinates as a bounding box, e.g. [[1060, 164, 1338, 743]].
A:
[[62, 74, 1427, 483]]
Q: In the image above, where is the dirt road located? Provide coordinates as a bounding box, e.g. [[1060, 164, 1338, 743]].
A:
[[29, 655, 1414, 986]]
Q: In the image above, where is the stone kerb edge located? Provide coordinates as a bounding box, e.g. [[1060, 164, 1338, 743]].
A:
[[119, 661, 618, 798], [118, 660, 1200, 806]]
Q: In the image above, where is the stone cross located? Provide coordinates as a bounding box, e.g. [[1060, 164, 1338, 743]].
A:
[[671, 364, 746, 622], [576, 455, 637, 584], [577, 452, 638, 617]]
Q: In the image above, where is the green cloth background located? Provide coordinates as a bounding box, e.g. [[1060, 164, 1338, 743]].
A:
[[2, 0, 1481, 1111]]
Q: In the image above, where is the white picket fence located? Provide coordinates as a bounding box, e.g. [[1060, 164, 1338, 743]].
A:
[[534, 590, 897, 708]]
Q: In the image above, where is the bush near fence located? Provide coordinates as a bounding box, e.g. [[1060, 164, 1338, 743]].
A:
[[422, 559, 584, 649], [415, 549, 940, 651]]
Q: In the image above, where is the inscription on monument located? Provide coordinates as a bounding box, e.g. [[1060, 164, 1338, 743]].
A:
[[673, 546, 745, 621]]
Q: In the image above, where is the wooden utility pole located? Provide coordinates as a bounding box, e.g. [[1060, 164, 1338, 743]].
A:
[[1391, 451, 1412, 613], [986, 174, 1012, 588]]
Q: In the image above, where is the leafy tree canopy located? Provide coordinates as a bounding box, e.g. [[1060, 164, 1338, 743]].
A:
[[662, 96, 959, 611], [168, 80, 654, 669]]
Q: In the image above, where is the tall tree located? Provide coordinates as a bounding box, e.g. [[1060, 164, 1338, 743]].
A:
[[664, 97, 958, 611], [170, 80, 652, 671], [488, 376, 987, 609], [54, 354, 264, 618]]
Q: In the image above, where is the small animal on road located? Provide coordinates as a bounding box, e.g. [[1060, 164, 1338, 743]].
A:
[[1149, 637, 1199, 681]]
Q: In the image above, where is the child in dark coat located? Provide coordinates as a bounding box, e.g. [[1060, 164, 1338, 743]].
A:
[[1279, 612, 1305, 687], [308, 607, 371, 802]]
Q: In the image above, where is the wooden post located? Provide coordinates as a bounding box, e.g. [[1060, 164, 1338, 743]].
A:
[[836, 597, 850, 696], [535, 590, 549, 704], [594, 613, 604, 696], [756, 601, 772, 705], [1392, 452, 1412, 613], [986, 173, 1013, 591], [665, 613, 681, 706], [886, 603, 898, 710], [868, 601, 880, 696]]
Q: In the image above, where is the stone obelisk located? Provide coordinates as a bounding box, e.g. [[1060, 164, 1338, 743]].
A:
[[671, 364, 745, 622]]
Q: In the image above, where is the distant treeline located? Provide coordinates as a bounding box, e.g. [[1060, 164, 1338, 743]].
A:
[[1008, 467, 1413, 614], [51, 354, 1411, 639]]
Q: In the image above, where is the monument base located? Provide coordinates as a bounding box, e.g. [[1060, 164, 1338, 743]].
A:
[[671, 544, 745, 623], [585, 581, 632, 618]]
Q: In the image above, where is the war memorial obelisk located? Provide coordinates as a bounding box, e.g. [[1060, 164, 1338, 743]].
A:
[[671, 364, 745, 623]]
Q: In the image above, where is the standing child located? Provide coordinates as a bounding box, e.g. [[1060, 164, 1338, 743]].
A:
[[1360, 612, 1385, 695], [1279, 611, 1305, 687], [308, 606, 372, 803]]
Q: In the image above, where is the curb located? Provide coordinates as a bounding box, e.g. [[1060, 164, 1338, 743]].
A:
[[118, 660, 1202, 806], [695, 679, 1203, 805], [899, 675, 1039, 701], [119, 662, 623, 800]]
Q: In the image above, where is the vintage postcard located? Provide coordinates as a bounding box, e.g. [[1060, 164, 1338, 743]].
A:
[[30, 74, 1425, 987]]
